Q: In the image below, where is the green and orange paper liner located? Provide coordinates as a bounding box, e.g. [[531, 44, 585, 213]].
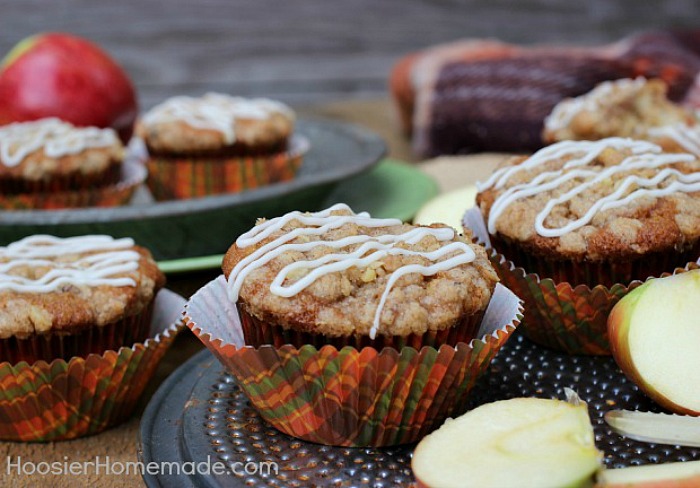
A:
[[0, 289, 185, 442], [185, 275, 522, 447], [0, 159, 146, 210], [463, 207, 700, 356], [144, 135, 309, 200]]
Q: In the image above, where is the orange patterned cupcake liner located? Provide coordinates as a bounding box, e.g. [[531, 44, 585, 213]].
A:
[[145, 135, 309, 200], [464, 207, 700, 355], [185, 275, 522, 447], [0, 159, 146, 210], [0, 289, 185, 442]]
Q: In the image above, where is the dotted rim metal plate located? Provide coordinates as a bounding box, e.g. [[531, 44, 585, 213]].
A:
[[141, 333, 700, 488]]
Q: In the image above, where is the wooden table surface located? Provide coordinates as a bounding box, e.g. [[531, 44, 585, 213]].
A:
[[2, 0, 698, 109]]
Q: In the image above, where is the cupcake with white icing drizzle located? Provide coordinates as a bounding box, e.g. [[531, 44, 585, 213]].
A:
[[0, 234, 165, 363], [542, 78, 699, 155], [0, 118, 124, 194], [135, 93, 305, 200], [222, 204, 498, 348], [137, 93, 294, 156], [476, 137, 700, 287]]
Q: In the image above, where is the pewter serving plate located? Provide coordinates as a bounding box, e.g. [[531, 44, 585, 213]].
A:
[[0, 119, 385, 261], [139, 333, 700, 488]]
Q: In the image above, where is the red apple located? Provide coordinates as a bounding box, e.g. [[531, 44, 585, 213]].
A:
[[0, 32, 137, 142], [608, 269, 700, 416]]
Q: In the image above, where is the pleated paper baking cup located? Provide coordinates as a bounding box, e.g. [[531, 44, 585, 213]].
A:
[[185, 275, 522, 447], [0, 289, 185, 442], [0, 159, 146, 210], [0, 162, 121, 194], [237, 303, 486, 350], [464, 207, 700, 355], [0, 301, 154, 364], [487, 233, 700, 289], [145, 135, 309, 200]]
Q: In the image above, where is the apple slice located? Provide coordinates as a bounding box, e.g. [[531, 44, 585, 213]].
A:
[[413, 185, 477, 231], [597, 460, 700, 487], [412, 392, 601, 488], [605, 410, 700, 447], [608, 269, 700, 416]]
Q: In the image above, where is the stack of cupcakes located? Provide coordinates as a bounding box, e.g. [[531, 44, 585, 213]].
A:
[[186, 203, 522, 447], [136, 93, 309, 200], [0, 118, 145, 209], [468, 137, 700, 354], [0, 234, 183, 441]]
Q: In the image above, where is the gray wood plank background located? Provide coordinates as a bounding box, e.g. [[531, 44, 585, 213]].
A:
[[1, 0, 699, 109]]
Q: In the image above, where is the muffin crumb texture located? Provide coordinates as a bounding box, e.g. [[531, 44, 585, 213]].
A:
[[0, 236, 165, 339], [136, 93, 295, 154], [223, 205, 498, 338], [477, 139, 700, 262], [0, 118, 123, 182], [543, 78, 694, 144]]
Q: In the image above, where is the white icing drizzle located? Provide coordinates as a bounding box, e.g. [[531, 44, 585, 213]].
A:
[[0, 235, 140, 293], [141, 93, 295, 145], [477, 138, 660, 192], [479, 139, 699, 237], [227, 203, 476, 339], [544, 77, 647, 133], [0, 118, 119, 168], [648, 124, 700, 155]]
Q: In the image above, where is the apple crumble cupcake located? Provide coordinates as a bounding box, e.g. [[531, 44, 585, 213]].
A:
[[0, 234, 165, 363], [543, 77, 700, 156], [185, 204, 521, 446], [0, 234, 185, 442], [222, 203, 499, 349], [471, 137, 700, 354], [477, 138, 700, 286], [0, 118, 142, 208], [136, 93, 308, 200]]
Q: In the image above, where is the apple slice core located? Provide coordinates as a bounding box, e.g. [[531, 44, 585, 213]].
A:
[[628, 272, 700, 413]]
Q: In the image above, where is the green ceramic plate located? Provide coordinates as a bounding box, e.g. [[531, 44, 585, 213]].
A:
[[158, 160, 438, 274]]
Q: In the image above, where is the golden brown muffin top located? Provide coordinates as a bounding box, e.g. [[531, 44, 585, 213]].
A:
[[0, 118, 124, 181], [0, 235, 165, 339], [542, 78, 694, 145], [222, 204, 498, 338], [477, 138, 700, 262], [136, 93, 295, 154]]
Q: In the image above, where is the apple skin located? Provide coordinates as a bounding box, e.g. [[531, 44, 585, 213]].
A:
[[0, 33, 137, 142], [608, 274, 700, 416], [607, 283, 645, 401]]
